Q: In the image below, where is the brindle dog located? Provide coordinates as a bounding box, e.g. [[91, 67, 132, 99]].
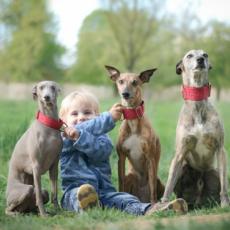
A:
[[161, 50, 230, 208]]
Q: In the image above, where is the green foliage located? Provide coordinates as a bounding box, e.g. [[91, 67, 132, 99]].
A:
[[66, 10, 122, 85], [0, 0, 65, 82]]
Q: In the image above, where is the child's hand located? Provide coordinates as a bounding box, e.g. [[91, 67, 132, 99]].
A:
[[63, 127, 79, 140], [109, 103, 123, 122]]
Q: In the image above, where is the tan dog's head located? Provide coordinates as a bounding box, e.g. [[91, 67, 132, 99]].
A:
[[105, 65, 157, 106], [176, 50, 212, 87]]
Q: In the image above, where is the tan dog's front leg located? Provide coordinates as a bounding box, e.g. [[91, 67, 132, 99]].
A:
[[148, 158, 157, 203], [49, 158, 59, 210], [161, 153, 184, 202], [117, 147, 126, 192], [217, 148, 230, 207], [33, 165, 46, 216]]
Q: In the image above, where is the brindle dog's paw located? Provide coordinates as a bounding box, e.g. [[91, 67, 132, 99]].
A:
[[221, 196, 230, 207]]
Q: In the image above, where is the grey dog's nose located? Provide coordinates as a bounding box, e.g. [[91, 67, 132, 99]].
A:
[[122, 92, 130, 99]]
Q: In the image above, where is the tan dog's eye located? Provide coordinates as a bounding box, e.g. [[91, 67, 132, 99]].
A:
[[187, 54, 193, 59], [118, 80, 124, 84], [203, 53, 208, 58], [132, 80, 138, 86]]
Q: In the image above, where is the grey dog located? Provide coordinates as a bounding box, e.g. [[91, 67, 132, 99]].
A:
[[161, 50, 230, 208], [5, 81, 63, 216]]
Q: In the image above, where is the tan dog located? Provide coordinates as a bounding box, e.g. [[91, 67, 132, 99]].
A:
[[6, 81, 63, 216], [105, 66, 164, 203], [161, 50, 230, 207]]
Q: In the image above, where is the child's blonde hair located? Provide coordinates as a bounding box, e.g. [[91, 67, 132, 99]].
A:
[[59, 90, 99, 120]]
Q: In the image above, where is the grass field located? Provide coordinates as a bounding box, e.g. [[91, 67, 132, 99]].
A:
[[1, 98, 230, 230]]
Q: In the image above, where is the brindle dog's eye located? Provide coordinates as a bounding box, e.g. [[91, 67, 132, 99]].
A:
[[187, 54, 194, 59], [132, 80, 138, 86], [118, 80, 124, 84], [203, 53, 208, 58], [51, 86, 55, 91]]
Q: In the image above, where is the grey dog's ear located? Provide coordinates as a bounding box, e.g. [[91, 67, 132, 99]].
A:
[[32, 85, 37, 100], [139, 68, 157, 83], [105, 65, 120, 81], [176, 60, 183, 75]]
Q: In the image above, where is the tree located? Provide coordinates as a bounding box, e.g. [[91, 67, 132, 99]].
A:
[[0, 0, 65, 82], [101, 0, 167, 72], [202, 21, 230, 100], [67, 10, 122, 85]]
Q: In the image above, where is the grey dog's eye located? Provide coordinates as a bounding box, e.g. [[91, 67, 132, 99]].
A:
[[187, 54, 193, 59], [203, 53, 208, 58]]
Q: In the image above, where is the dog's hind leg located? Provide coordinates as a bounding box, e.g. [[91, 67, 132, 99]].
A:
[[5, 184, 35, 215]]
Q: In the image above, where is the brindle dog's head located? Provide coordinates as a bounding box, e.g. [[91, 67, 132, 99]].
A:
[[105, 65, 157, 107], [176, 50, 212, 87]]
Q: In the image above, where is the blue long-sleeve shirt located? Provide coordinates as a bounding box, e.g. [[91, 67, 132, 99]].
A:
[[60, 111, 116, 194]]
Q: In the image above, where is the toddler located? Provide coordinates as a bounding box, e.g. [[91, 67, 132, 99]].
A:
[[59, 90, 188, 215]]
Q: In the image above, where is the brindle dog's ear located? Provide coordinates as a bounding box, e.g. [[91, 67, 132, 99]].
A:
[[55, 83, 61, 95], [208, 63, 212, 70], [176, 60, 183, 75], [105, 65, 120, 81], [32, 85, 37, 100], [139, 68, 157, 83]]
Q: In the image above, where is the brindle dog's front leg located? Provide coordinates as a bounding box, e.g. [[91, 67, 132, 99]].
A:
[[161, 153, 184, 202], [162, 135, 197, 202], [217, 147, 230, 207]]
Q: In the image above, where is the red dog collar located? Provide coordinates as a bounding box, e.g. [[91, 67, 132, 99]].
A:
[[36, 111, 65, 130], [122, 101, 144, 120], [182, 84, 211, 101]]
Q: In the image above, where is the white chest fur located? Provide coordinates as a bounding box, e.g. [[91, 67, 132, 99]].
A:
[[123, 134, 143, 161]]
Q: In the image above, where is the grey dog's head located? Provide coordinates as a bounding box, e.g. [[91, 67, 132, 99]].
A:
[[176, 50, 212, 87], [32, 81, 61, 107]]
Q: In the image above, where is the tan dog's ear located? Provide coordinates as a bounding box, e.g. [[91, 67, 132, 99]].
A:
[[139, 68, 157, 83], [105, 65, 120, 81], [32, 85, 37, 100], [176, 60, 183, 75]]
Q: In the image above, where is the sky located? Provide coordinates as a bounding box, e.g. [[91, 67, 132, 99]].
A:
[[48, 0, 230, 66]]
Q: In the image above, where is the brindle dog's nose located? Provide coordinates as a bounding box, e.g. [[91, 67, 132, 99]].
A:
[[122, 92, 130, 99], [197, 57, 204, 64], [44, 95, 50, 101]]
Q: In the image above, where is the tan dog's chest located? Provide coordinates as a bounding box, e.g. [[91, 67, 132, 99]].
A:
[[122, 134, 145, 172]]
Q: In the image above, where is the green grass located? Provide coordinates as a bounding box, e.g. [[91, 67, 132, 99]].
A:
[[1, 98, 230, 230]]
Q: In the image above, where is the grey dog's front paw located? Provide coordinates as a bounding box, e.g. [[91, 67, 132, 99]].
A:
[[221, 195, 230, 207]]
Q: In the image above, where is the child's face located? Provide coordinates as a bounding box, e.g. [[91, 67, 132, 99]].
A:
[[64, 100, 97, 127]]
